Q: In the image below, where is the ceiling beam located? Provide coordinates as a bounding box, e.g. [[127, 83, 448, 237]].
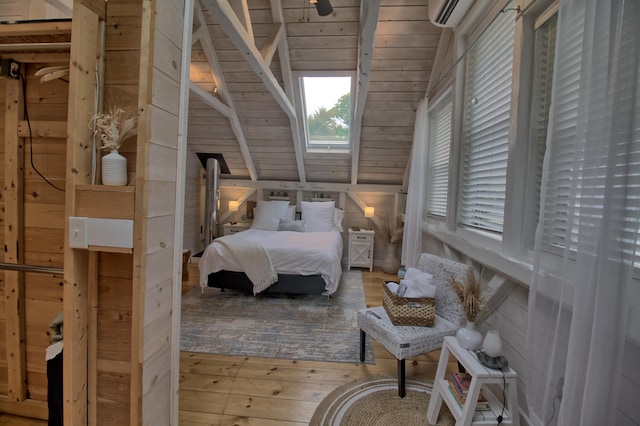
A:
[[201, 0, 296, 118], [220, 179, 403, 194], [229, 0, 253, 41], [350, 0, 381, 185], [192, 1, 258, 180], [189, 82, 232, 117], [260, 22, 284, 66], [270, 0, 306, 184]]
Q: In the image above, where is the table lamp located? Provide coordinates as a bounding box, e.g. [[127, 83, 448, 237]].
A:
[[229, 200, 239, 224]]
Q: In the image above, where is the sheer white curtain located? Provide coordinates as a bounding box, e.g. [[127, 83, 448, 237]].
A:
[[527, 1, 640, 425], [401, 97, 429, 268]]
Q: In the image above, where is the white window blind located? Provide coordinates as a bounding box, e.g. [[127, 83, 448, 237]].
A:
[[427, 99, 452, 218], [541, 4, 640, 261], [458, 8, 516, 234], [530, 14, 557, 221], [539, 8, 585, 254]]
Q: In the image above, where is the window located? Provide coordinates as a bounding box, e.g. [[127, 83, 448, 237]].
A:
[[426, 98, 453, 219], [458, 7, 516, 235], [299, 75, 353, 153]]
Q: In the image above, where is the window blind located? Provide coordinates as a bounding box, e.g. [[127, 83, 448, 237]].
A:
[[458, 8, 516, 234], [539, 7, 585, 254], [530, 14, 557, 222], [427, 100, 452, 218], [540, 3, 640, 262]]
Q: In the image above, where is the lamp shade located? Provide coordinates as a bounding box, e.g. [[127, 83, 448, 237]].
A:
[[314, 0, 333, 16], [228, 200, 239, 212], [364, 206, 375, 218], [483, 330, 503, 357]]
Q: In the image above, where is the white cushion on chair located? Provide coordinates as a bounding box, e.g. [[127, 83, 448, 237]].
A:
[[357, 306, 458, 360]]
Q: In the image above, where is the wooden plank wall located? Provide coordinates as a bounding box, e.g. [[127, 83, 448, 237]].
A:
[[22, 63, 67, 406], [94, 0, 143, 423], [134, 0, 185, 422], [0, 78, 6, 399], [0, 59, 67, 419]]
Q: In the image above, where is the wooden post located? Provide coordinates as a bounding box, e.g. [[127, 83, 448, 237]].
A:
[[4, 73, 26, 404], [63, 1, 103, 424]]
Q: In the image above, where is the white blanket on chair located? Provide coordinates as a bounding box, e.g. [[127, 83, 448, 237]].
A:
[[214, 235, 278, 294]]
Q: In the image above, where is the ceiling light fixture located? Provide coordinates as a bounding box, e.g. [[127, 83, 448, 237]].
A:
[[310, 0, 333, 16]]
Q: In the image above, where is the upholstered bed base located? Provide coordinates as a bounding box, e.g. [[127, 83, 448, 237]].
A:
[[206, 270, 327, 295]]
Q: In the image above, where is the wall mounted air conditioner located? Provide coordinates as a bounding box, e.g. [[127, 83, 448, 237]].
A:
[[428, 0, 473, 28]]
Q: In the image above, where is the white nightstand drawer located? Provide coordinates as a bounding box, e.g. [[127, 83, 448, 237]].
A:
[[223, 222, 251, 236], [350, 233, 373, 243]]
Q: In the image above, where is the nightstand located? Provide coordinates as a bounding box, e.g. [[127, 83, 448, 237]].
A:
[[427, 336, 520, 425], [348, 228, 374, 272], [222, 222, 251, 236]]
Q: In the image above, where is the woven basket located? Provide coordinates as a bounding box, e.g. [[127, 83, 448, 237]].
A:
[[382, 281, 435, 327]]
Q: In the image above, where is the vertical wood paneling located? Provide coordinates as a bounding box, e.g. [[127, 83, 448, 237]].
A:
[[133, 0, 185, 422], [64, 2, 103, 424], [4, 77, 26, 404]]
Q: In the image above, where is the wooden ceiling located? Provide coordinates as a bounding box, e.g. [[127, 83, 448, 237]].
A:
[[189, 0, 443, 186]]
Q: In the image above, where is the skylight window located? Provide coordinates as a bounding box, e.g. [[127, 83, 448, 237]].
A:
[[300, 75, 353, 153]]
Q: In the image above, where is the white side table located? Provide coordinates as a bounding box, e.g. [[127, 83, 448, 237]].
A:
[[348, 228, 374, 272], [427, 336, 520, 426]]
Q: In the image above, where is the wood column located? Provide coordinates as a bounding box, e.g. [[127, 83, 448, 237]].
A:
[[63, 1, 103, 424], [4, 74, 26, 404]]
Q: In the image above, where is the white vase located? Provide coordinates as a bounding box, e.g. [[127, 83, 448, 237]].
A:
[[456, 321, 483, 350], [102, 150, 127, 186], [381, 243, 401, 274]]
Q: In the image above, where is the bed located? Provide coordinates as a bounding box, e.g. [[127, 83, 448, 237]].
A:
[[198, 200, 344, 296]]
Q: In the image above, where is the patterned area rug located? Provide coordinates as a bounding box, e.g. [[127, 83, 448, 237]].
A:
[[309, 375, 454, 426], [180, 271, 374, 363]]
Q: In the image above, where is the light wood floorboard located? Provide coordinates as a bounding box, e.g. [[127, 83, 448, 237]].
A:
[[178, 263, 446, 425], [0, 264, 449, 424]]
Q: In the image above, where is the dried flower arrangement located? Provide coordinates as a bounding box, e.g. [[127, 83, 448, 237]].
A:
[[91, 107, 138, 152], [448, 265, 491, 322], [372, 214, 404, 244]]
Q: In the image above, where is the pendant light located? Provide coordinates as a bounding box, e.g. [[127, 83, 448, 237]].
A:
[[311, 0, 333, 16]]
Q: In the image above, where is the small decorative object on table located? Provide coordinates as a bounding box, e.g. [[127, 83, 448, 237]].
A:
[[448, 265, 493, 350], [91, 106, 138, 186]]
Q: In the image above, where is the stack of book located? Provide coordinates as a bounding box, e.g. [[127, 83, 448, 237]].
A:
[[447, 372, 490, 411]]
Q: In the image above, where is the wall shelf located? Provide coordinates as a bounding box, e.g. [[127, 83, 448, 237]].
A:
[[75, 185, 135, 220]]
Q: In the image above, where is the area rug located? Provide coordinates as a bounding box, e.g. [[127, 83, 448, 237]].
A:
[[180, 270, 374, 363], [309, 375, 454, 426]]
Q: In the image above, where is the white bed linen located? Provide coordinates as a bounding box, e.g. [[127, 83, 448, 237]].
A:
[[198, 228, 344, 295]]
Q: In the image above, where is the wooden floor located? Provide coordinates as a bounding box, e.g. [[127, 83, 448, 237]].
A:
[[0, 264, 447, 425]]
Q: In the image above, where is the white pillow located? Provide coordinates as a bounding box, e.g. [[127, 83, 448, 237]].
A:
[[333, 208, 344, 232], [251, 200, 290, 231], [301, 201, 335, 232], [287, 205, 296, 220]]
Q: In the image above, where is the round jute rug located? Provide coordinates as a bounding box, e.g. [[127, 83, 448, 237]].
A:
[[309, 375, 455, 426]]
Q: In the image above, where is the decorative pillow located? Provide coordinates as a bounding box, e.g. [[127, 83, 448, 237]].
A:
[[301, 200, 335, 232], [278, 218, 305, 232], [251, 200, 290, 231], [333, 208, 344, 232]]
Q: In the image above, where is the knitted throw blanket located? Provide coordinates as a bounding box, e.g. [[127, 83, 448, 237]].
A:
[[215, 235, 278, 294]]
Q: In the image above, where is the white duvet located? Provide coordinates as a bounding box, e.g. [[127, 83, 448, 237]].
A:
[[198, 228, 344, 295]]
